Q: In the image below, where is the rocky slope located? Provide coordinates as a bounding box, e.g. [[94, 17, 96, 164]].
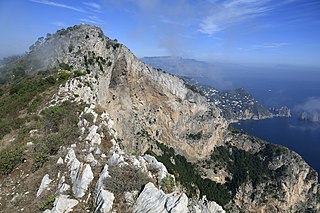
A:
[[0, 24, 319, 212]]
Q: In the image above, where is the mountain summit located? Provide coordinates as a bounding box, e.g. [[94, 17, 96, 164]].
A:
[[0, 24, 319, 212]]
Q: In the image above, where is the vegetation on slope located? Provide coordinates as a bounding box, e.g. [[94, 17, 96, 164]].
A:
[[210, 146, 272, 193], [147, 134, 288, 208], [0, 63, 85, 175], [147, 142, 231, 206]]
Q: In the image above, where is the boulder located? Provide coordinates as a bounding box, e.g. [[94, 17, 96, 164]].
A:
[[134, 182, 188, 213], [37, 174, 52, 197], [46, 195, 79, 213]]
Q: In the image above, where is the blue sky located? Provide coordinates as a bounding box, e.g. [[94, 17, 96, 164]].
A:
[[0, 0, 319, 66]]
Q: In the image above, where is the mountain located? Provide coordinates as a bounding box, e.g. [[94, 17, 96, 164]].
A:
[[0, 24, 319, 212]]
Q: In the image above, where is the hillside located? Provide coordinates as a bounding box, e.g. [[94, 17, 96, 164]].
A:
[[0, 24, 319, 213]]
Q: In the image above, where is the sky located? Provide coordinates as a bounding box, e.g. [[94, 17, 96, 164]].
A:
[[0, 0, 319, 66]]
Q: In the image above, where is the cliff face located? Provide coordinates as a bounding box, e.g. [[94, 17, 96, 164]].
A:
[[0, 24, 319, 212], [223, 130, 320, 212], [18, 24, 227, 161]]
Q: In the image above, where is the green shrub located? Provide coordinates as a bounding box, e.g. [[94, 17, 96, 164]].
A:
[[73, 70, 87, 77], [40, 195, 55, 211], [0, 71, 59, 140], [31, 152, 49, 173], [31, 101, 81, 172], [59, 63, 72, 71], [160, 175, 175, 193], [0, 147, 24, 175], [87, 58, 94, 65], [58, 71, 72, 81]]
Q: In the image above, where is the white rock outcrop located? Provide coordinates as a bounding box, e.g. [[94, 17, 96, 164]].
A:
[[85, 153, 97, 166], [95, 189, 115, 213], [57, 176, 70, 194], [72, 164, 94, 198], [45, 195, 79, 213], [57, 157, 64, 165], [65, 149, 94, 198], [95, 164, 115, 212], [134, 182, 188, 213], [143, 155, 168, 183], [190, 196, 225, 213], [37, 174, 52, 197], [86, 125, 101, 145], [108, 153, 125, 166]]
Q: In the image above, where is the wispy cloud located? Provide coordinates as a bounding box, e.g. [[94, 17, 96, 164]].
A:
[[80, 16, 103, 25], [295, 97, 320, 112], [199, 0, 278, 35], [254, 42, 289, 49], [82, 2, 102, 12], [51, 21, 68, 27], [30, 0, 86, 13], [239, 42, 289, 51]]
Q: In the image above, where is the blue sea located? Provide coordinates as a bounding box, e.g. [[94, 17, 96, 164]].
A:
[[198, 65, 320, 178]]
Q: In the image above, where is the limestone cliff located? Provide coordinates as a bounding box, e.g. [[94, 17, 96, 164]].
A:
[[14, 24, 227, 161]]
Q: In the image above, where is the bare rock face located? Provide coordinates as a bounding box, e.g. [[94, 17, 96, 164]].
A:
[[224, 130, 320, 212], [23, 24, 227, 161], [134, 182, 189, 213]]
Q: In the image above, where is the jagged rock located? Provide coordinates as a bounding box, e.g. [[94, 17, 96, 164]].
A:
[[301, 111, 320, 122], [85, 153, 97, 165], [95, 189, 115, 213], [65, 149, 94, 198], [45, 195, 79, 213], [65, 149, 81, 185], [37, 174, 52, 197], [72, 164, 94, 198], [57, 176, 70, 194], [189, 196, 225, 213], [95, 147, 102, 155], [124, 191, 139, 207], [143, 155, 168, 182], [96, 164, 110, 192], [95, 164, 114, 212], [86, 125, 101, 145], [134, 182, 188, 213], [57, 157, 64, 165], [108, 153, 125, 166]]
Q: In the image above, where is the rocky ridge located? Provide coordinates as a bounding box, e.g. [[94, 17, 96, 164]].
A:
[[0, 24, 319, 212]]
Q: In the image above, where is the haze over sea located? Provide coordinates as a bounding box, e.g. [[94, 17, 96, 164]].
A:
[[203, 64, 320, 178]]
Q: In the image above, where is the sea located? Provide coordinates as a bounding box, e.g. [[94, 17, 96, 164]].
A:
[[196, 65, 320, 179]]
